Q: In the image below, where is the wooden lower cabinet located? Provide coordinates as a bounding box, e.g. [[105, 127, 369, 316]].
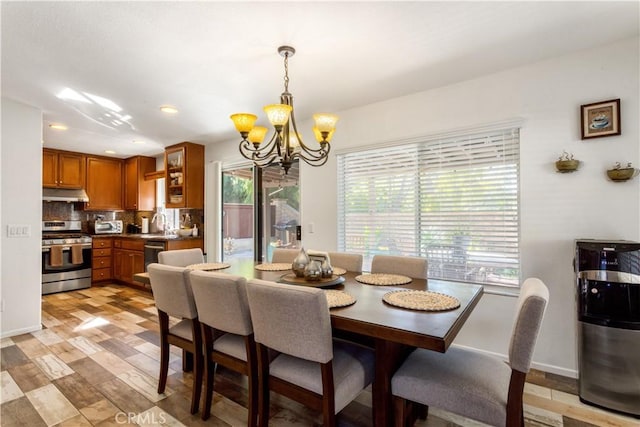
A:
[[166, 238, 204, 251], [91, 236, 204, 288], [92, 237, 113, 282], [113, 239, 146, 288]]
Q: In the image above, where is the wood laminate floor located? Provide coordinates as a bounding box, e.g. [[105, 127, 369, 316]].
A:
[[1, 284, 638, 426]]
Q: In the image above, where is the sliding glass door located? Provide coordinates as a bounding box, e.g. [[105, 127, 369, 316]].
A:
[[221, 167, 254, 266], [221, 161, 300, 264], [261, 162, 300, 262]]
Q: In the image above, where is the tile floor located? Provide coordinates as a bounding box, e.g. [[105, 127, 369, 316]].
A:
[[1, 284, 638, 426]]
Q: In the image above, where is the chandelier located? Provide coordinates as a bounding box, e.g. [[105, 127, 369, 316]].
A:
[[230, 46, 338, 174]]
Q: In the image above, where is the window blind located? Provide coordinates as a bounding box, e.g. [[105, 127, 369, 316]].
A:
[[337, 127, 520, 287]]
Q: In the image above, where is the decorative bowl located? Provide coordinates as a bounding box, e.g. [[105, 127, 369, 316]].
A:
[[555, 159, 580, 173], [177, 228, 193, 237], [606, 167, 638, 181]]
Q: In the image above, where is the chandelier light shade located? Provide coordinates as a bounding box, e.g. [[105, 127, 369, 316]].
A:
[[230, 46, 338, 174], [229, 113, 257, 135]]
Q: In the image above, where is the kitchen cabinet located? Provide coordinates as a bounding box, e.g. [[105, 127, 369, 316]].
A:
[[113, 238, 145, 288], [165, 142, 204, 209], [92, 237, 113, 282], [166, 238, 204, 251], [125, 156, 156, 211], [86, 156, 123, 210], [101, 236, 204, 289], [42, 149, 85, 189]]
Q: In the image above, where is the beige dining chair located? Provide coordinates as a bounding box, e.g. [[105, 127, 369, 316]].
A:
[[147, 263, 203, 414], [158, 248, 204, 267], [371, 254, 428, 279], [189, 271, 258, 425], [328, 251, 363, 272], [246, 279, 375, 427], [392, 277, 549, 427], [270, 248, 298, 263]]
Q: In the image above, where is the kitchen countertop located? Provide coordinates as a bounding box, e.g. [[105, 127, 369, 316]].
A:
[[91, 233, 202, 241]]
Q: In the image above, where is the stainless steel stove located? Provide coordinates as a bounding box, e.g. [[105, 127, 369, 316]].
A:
[[42, 220, 92, 294]]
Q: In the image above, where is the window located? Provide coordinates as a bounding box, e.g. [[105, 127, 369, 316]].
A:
[[337, 126, 520, 287], [155, 177, 180, 231]]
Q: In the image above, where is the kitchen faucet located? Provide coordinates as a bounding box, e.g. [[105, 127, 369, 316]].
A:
[[151, 212, 169, 235]]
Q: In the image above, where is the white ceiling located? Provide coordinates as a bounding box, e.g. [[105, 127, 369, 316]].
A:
[[2, 1, 638, 159]]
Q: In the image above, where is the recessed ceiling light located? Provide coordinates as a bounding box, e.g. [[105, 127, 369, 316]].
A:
[[132, 140, 145, 144], [104, 150, 116, 155], [160, 105, 178, 114], [49, 124, 68, 130]]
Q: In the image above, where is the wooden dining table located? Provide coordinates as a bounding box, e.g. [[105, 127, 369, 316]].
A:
[[135, 262, 484, 426]]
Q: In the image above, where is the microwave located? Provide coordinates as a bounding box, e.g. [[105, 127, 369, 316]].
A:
[[92, 220, 123, 234]]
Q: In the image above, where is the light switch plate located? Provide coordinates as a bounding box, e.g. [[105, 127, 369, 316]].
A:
[[7, 224, 31, 238]]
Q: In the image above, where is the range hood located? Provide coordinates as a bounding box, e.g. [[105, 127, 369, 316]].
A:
[[42, 188, 89, 203]]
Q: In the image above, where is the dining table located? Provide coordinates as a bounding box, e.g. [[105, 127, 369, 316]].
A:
[[134, 261, 484, 426]]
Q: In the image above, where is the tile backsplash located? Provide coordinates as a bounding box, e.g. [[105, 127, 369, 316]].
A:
[[42, 202, 204, 235]]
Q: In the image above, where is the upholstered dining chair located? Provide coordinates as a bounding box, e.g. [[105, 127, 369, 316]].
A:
[[270, 248, 299, 263], [189, 271, 258, 425], [158, 248, 205, 267], [328, 251, 363, 272], [371, 254, 428, 279], [147, 263, 203, 414], [391, 277, 549, 427], [246, 279, 375, 427]]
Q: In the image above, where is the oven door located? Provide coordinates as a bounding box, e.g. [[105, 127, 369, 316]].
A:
[[42, 243, 92, 274], [42, 243, 92, 294]]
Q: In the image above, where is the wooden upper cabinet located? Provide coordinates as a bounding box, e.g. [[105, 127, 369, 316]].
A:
[[165, 142, 204, 209], [86, 156, 123, 210], [42, 149, 85, 189], [42, 150, 58, 187], [125, 156, 156, 211]]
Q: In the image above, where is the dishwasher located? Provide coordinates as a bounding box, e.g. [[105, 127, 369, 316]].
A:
[[144, 240, 166, 270]]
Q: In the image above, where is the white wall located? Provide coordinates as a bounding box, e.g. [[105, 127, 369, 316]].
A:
[[208, 37, 639, 376], [1, 98, 43, 337]]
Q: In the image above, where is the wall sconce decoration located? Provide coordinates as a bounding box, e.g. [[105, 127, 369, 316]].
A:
[[606, 162, 639, 182], [555, 151, 580, 173]]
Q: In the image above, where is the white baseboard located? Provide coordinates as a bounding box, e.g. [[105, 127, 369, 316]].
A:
[[1, 324, 42, 339], [451, 343, 578, 379], [530, 360, 578, 379]]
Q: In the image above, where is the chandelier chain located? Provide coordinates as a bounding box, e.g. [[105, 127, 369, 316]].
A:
[[283, 52, 290, 93]]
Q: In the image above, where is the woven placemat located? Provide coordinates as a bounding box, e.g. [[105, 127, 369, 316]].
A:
[[255, 263, 291, 271], [186, 262, 230, 271], [324, 290, 356, 308], [332, 267, 347, 276], [355, 273, 412, 286], [382, 290, 460, 311]]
